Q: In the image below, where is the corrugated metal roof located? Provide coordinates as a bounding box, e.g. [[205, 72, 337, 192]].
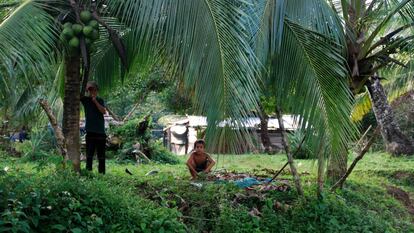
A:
[[165, 115, 299, 130]]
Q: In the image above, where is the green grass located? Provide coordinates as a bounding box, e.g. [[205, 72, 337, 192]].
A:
[[0, 151, 413, 232]]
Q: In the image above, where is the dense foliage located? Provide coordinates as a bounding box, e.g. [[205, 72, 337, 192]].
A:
[[0, 152, 413, 232], [0, 169, 185, 232], [109, 117, 179, 165]]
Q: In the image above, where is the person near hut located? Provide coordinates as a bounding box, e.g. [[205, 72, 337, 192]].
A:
[[186, 139, 216, 179], [81, 81, 107, 174]]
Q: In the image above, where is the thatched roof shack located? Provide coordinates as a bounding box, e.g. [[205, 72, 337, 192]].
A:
[[161, 115, 299, 155]]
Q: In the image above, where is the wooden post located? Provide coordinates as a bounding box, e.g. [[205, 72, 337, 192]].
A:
[[184, 122, 189, 154], [169, 128, 172, 151]]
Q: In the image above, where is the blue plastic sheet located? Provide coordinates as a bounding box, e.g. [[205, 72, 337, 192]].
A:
[[233, 177, 272, 188]]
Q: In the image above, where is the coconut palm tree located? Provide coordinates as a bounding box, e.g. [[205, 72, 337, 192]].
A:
[[0, 0, 261, 172], [329, 0, 414, 155], [251, 0, 359, 185], [250, 0, 414, 186]]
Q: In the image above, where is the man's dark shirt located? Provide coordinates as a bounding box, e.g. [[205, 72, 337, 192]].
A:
[[81, 96, 106, 134]]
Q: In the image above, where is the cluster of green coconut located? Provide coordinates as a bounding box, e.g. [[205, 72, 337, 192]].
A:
[[60, 10, 100, 55]]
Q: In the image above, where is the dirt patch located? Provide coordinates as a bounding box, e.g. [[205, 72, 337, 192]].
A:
[[390, 171, 414, 186], [386, 185, 414, 215], [392, 171, 414, 180]]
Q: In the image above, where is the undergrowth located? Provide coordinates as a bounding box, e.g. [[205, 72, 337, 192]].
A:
[[0, 152, 413, 232]]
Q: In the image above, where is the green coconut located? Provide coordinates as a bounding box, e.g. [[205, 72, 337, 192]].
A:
[[72, 24, 83, 35], [69, 37, 80, 48], [83, 26, 93, 37], [90, 29, 100, 40], [80, 11, 92, 23], [63, 22, 72, 28], [89, 20, 99, 29], [62, 28, 74, 40]]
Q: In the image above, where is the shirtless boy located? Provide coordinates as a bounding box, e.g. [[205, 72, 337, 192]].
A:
[[186, 139, 216, 180]]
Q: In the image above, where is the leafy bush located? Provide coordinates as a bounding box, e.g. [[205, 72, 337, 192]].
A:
[[110, 117, 179, 164], [121, 174, 412, 233], [212, 189, 412, 233], [0, 170, 186, 233], [148, 141, 180, 164], [393, 96, 414, 140], [12, 128, 59, 161], [110, 118, 145, 143]]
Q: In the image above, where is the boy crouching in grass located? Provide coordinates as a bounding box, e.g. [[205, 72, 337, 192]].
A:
[[186, 139, 216, 180]]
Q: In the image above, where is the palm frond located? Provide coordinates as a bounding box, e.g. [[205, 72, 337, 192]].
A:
[[351, 92, 372, 122], [107, 0, 261, 153], [361, 0, 414, 57], [284, 0, 345, 44], [91, 21, 159, 94], [253, 0, 286, 59], [268, 18, 358, 161], [0, 0, 59, 77], [253, 0, 357, 163], [383, 61, 414, 100]]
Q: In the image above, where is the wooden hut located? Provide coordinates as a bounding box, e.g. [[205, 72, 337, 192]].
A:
[[162, 115, 299, 155]]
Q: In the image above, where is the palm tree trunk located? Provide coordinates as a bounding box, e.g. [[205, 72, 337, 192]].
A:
[[367, 77, 414, 156], [63, 55, 81, 172], [259, 104, 272, 153]]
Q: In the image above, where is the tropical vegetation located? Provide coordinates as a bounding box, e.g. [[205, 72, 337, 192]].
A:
[[0, 0, 414, 231]]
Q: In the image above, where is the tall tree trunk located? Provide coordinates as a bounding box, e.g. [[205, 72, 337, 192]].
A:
[[63, 55, 81, 172], [367, 77, 414, 156], [259, 103, 272, 153]]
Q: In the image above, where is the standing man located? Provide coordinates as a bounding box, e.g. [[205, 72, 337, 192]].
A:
[[81, 81, 107, 174]]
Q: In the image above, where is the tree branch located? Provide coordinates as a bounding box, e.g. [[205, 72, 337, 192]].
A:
[[39, 99, 67, 158], [276, 106, 303, 196], [330, 127, 380, 191], [106, 107, 121, 122], [268, 134, 306, 183]]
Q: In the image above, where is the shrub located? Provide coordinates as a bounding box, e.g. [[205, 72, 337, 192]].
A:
[[11, 127, 59, 161], [0, 171, 186, 233], [393, 96, 414, 140], [110, 117, 179, 164], [148, 141, 180, 164]]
